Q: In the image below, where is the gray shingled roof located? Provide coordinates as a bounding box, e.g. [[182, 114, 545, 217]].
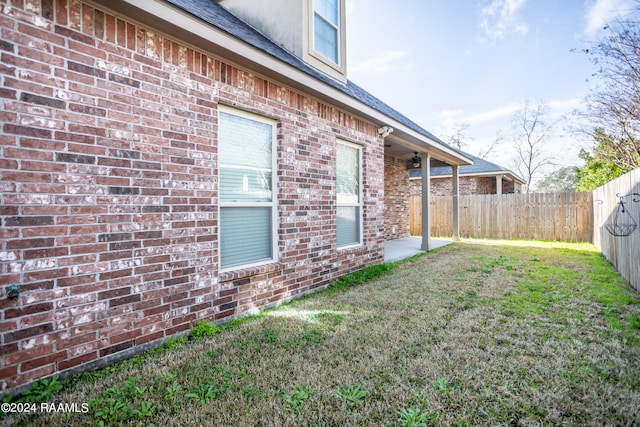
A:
[[409, 152, 525, 183], [165, 0, 457, 151]]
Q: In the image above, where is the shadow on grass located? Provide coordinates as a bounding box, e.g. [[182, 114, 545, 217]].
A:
[[4, 239, 640, 426]]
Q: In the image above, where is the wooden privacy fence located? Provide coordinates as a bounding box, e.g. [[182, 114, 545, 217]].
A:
[[592, 169, 640, 292], [410, 192, 594, 242], [409, 169, 639, 291]]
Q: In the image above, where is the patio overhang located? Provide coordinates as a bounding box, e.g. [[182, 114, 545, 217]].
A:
[[384, 132, 471, 251], [428, 170, 527, 185], [384, 132, 472, 168]]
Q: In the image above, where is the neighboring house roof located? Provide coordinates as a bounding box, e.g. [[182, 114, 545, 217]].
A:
[[409, 153, 526, 184], [161, 0, 469, 164]]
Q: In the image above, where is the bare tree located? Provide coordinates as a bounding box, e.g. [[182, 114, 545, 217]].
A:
[[477, 131, 504, 159], [578, 2, 640, 171], [447, 123, 504, 160], [511, 99, 556, 192], [446, 123, 469, 150]]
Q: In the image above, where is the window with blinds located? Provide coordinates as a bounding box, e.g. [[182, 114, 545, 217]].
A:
[[336, 141, 362, 247], [218, 107, 277, 269]]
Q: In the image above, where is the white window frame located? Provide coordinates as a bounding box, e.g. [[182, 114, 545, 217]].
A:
[[304, 0, 347, 81], [336, 139, 363, 248], [218, 105, 278, 271], [312, 0, 341, 65]]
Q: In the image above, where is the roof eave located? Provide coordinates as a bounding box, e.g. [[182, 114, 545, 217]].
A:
[[386, 132, 472, 166], [420, 171, 526, 184], [92, 0, 471, 166]]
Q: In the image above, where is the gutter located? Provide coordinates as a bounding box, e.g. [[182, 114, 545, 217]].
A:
[[90, 0, 472, 166], [412, 171, 526, 185]]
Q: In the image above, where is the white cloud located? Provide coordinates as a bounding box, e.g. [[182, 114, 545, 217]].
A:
[[349, 50, 410, 74], [435, 98, 586, 169], [548, 97, 582, 110], [345, 0, 356, 18], [440, 98, 582, 128], [479, 0, 529, 41], [547, 97, 583, 119], [583, 0, 635, 37], [438, 103, 520, 128]]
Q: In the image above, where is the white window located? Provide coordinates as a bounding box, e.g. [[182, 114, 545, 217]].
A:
[[218, 107, 277, 269], [313, 0, 340, 64], [336, 140, 363, 247]]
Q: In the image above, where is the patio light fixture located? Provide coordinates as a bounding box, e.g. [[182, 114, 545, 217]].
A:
[[411, 152, 421, 168]]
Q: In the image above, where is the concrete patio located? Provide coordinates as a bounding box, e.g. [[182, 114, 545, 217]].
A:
[[384, 237, 454, 263]]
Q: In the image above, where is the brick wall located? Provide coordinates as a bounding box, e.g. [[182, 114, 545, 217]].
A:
[[503, 179, 519, 194], [383, 155, 410, 240], [0, 0, 385, 393], [409, 176, 521, 197]]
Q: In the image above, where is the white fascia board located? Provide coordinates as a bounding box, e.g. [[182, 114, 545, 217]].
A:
[[421, 171, 524, 184], [92, 0, 471, 166]]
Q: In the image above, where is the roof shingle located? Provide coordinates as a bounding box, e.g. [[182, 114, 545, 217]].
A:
[[409, 152, 525, 183], [165, 0, 456, 150]]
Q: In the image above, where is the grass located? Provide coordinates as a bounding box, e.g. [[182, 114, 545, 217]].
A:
[[2, 239, 639, 426]]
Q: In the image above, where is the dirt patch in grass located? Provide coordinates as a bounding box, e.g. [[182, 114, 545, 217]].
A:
[[3, 240, 639, 426]]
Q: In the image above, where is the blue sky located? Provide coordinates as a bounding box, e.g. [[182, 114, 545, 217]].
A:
[[345, 0, 636, 179]]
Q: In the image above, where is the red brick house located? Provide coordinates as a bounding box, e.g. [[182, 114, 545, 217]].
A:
[[0, 0, 470, 393], [409, 153, 525, 197]]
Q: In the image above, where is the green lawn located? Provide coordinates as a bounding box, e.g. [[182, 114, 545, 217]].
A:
[[3, 240, 640, 426]]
